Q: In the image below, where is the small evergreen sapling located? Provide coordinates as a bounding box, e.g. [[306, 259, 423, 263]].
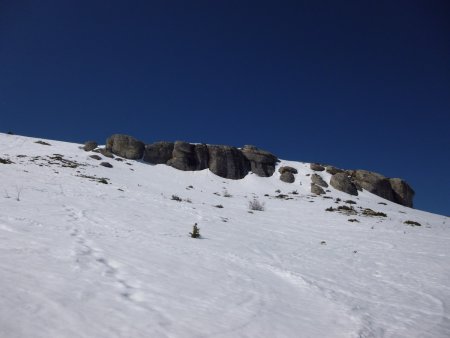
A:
[[190, 223, 201, 238]]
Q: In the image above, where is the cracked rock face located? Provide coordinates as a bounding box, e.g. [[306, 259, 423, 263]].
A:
[[241, 145, 277, 177], [330, 173, 358, 196], [207, 145, 250, 179], [106, 134, 145, 160], [143, 142, 174, 165], [350, 170, 394, 201], [389, 178, 414, 207], [311, 173, 328, 188], [167, 141, 209, 171]]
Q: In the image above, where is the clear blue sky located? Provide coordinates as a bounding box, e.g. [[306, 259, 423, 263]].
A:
[[1, 0, 449, 215]]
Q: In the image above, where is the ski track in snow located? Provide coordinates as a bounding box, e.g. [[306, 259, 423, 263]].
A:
[[1, 133, 450, 337]]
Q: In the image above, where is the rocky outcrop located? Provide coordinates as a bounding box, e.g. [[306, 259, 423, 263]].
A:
[[280, 172, 295, 183], [311, 183, 326, 195], [389, 178, 415, 207], [241, 145, 277, 177], [278, 166, 298, 175], [106, 134, 145, 160], [83, 141, 98, 152], [350, 170, 394, 201], [310, 163, 325, 171], [311, 173, 328, 188], [207, 145, 250, 179], [330, 173, 358, 196], [143, 142, 174, 164], [167, 141, 209, 171], [325, 166, 343, 175], [327, 168, 414, 207], [194, 144, 209, 170]]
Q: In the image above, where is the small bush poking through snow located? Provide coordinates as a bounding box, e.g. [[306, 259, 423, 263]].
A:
[[362, 209, 387, 217], [222, 189, 232, 197], [171, 195, 182, 202], [190, 223, 201, 238], [249, 198, 265, 211]]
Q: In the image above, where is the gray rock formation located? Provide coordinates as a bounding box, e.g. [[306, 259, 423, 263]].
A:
[[89, 154, 102, 160], [83, 141, 98, 152], [278, 166, 298, 174], [350, 170, 393, 201], [330, 173, 358, 196], [311, 183, 326, 195], [100, 162, 113, 168], [207, 145, 250, 179], [143, 142, 174, 164], [389, 178, 415, 207], [106, 134, 145, 160], [325, 166, 343, 175], [194, 144, 209, 170], [241, 145, 277, 177], [310, 163, 325, 171], [311, 173, 328, 188], [280, 172, 295, 183], [167, 141, 209, 171]]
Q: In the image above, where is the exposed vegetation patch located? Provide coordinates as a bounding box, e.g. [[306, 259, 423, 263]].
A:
[[249, 198, 265, 211], [362, 208, 387, 217], [47, 155, 81, 168], [35, 140, 51, 146], [76, 174, 109, 184], [0, 157, 13, 164], [404, 220, 421, 226]]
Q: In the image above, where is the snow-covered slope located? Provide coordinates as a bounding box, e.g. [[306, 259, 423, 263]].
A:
[[0, 133, 449, 338]]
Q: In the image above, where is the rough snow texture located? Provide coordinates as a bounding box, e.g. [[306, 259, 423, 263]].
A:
[[0, 133, 449, 338]]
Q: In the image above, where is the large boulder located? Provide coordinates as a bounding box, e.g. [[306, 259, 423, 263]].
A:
[[167, 141, 209, 171], [280, 172, 295, 183], [311, 183, 326, 195], [389, 178, 415, 207], [311, 173, 328, 188], [83, 141, 98, 152], [106, 134, 145, 160], [351, 170, 394, 201], [241, 145, 278, 177], [143, 142, 174, 164], [278, 166, 298, 174], [310, 163, 325, 171], [330, 173, 358, 196], [207, 145, 250, 179]]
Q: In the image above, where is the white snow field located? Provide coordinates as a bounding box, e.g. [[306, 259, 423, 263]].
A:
[[0, 133, 449, 338]]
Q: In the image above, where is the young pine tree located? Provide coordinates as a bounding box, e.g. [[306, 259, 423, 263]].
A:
[[190, 223, 201, 238]]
